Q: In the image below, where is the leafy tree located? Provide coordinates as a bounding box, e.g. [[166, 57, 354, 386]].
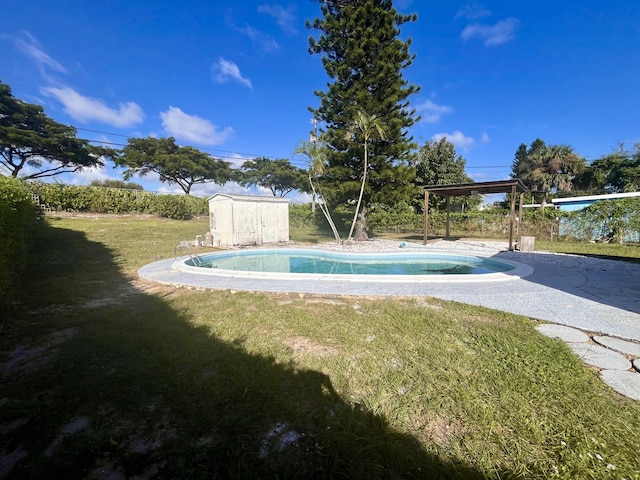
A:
[[346, 110, 386, 240], [0, 81, 109, 179], [90, 179, 144, 190], [307, 0, 420, 231], [511, 139, 586, 205], [294, 140, 342, 243], [238, 157, 307, 197], [117, 137, 232, 195], [415, 137, 475, 212], [575, 145, 640, 194]]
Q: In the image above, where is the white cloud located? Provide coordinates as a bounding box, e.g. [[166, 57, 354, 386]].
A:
[[235, 23, 280, 53], [225, 153, 251, 169], [160, 106, 234, 146], [5, 31, 67, 79], [41, 86, 145, 127], [212, 58, 253, 89], [71, 165, 112, 184], [480, 132, 490, 143], [455, 3, 491, 20], [191, 181, 250, 197], [258, 4, 297, 34], [431, 131, 476, 150], [461, 18, 519, 46], [468, 171, 490, 182], [415, 99, 453, 123]]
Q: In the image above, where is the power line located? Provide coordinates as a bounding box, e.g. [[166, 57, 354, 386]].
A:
[[466, 165, 511, 169], [74, 127, 292, 164], [79, 135, 312, 169], [75, 126, 512, 171]]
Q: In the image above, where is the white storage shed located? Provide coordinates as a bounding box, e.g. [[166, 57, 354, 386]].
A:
[[208, 193, 290, 247]]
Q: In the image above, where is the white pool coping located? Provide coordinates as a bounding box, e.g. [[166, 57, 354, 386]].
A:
[[171, 248, 534, 283]]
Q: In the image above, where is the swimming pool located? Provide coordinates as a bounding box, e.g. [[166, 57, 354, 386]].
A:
[[188, 249, 514, 276], [170, 248, 532, 283]]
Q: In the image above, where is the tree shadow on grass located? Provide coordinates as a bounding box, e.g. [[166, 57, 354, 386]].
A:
[[2, 221, 518, 479]]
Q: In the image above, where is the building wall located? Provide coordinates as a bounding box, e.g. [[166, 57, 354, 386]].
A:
[[556, 200, 597, 212]]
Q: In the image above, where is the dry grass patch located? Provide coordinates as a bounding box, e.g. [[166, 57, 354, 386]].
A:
[[283, 336, 340, 358]]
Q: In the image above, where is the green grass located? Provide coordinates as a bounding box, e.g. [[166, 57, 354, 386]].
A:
[[536, 239, 640, 263], [1, 215, 639, 479]]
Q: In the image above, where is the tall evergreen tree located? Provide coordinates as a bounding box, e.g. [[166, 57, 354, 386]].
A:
[[307, 0, 420, 235]]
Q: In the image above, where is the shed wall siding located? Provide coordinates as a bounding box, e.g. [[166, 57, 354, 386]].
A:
[[278, 203, 290, 242], [208, 195, 289, 247], [233, 201, 259, 245]]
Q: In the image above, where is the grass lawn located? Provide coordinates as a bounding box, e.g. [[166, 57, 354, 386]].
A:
[[536, 239, 640, 263], [1, 215, 639, 479]]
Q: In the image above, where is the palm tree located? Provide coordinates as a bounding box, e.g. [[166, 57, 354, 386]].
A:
[[294, 140, 342, 243], [513, 140, 585, 206], [532, 145, 585, 205], [346, 110, 386, 241]]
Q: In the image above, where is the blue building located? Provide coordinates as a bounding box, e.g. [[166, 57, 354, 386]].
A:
[[551, 191, 640, 211]]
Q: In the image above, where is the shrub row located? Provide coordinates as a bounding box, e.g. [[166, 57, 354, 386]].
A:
[[369, 207, 516, 238], [369, 202, 640, 243], [29, 183, 208, 220], [292, 202, 565, 240], [24, 183, 640, 243], [560, 198, 640, 243], [0, 177, 39, 316]]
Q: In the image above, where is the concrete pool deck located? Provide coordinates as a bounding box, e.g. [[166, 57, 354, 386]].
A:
[[139, 239, 640, 400], [139, 239, 640, 340]]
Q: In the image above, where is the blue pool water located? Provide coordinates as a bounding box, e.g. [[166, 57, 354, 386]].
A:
[[189, 249, 514, 276]]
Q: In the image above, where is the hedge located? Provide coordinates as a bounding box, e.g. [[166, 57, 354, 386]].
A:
[[29, 183, 208, 220], [0, 177, 39, 316]]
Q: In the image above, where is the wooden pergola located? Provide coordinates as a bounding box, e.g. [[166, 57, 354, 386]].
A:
[[423, 179, 529, 251]]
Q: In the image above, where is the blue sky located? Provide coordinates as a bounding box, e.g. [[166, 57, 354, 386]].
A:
[[2, 0, 639, 200]]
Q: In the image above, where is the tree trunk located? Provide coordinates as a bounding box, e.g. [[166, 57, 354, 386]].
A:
[[309, 173, 341, 244], [348, 140, 368, 241], [353, 206, 369, 241]]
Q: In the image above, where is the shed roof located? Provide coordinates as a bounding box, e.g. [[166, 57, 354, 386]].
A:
[[208, 193, 290, 203], [424, 179, 528, 196]]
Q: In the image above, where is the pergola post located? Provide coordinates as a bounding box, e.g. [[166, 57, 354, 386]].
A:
[[445, 196, 451, 238], [508, 184, 516, 251], [423, 190, 429, 245], [518, 192, 524, 248]]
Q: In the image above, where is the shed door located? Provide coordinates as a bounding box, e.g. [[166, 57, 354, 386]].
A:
[[234, 202, 258, 245], [261, 205, 279, 243]]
